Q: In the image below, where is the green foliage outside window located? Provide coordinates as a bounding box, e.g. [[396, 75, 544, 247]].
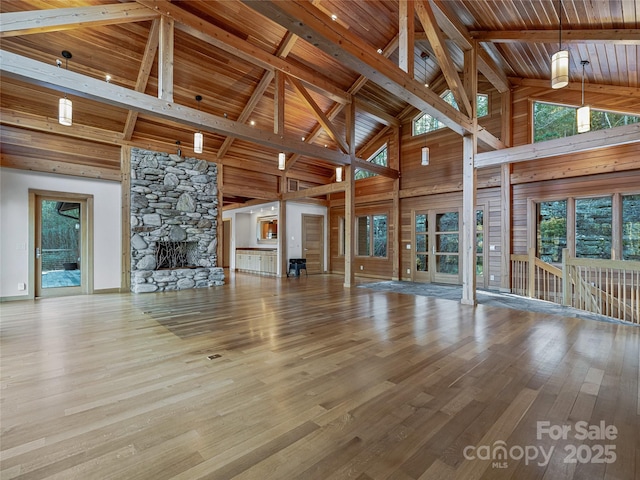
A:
[[623, 195, 640, 261], [537, 200, 567, 264], [414, 92, 489, 135], [355, 146, 387, 180], [533, 101, 640, 143]]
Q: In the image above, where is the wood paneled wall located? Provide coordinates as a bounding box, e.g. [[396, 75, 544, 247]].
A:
[[0, 125, 121, 181]]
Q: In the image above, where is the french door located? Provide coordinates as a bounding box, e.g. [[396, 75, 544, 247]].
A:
[[34, 192, 91, 298], [413, 208, 483, 286]]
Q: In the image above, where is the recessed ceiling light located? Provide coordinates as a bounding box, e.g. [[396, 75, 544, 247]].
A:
[[250, 120, 255, 126], [331, 14, 337, 21], [105, 74, 111, 83], [301, 136, 305, 141], [377, 48, 383, 54]]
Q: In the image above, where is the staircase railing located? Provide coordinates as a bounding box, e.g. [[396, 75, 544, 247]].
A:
[[511, 248, 640, 324]]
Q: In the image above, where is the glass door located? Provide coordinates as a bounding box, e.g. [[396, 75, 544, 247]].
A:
[[433, 210, 460, 284], [414, 211, 429, 281], [35, 196, 85, 297]]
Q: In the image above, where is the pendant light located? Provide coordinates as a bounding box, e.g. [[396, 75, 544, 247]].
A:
[[194, 95, 203, 154], [577, 60, 591, 133], [58, 50, 73, 126], [421, 145, 429, 166], [278, 152, 286, 170], [551, 0, 569, 89], [336, 166, 343, 182]]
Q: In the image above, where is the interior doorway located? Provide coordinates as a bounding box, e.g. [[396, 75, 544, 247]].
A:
[[302, 214, 324, 274], [32, 191, 93, 298], [222, 218, 231, 268]]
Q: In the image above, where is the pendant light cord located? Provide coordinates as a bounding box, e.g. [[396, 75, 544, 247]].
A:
[[558, 0, 562, 50]]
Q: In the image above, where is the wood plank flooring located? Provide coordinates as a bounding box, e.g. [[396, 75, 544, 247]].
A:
[[1, 273, 638, 480]]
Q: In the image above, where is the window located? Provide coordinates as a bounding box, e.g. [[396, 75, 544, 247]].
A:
[[576, 197, 612, 259], [355, 146, 387, 180], [537, 200, 567, 263], [356, 214, 388, 257], [622, 194, 640, 261], [413, 92, 489, 135], [533, 101, 640, 143], [338, 216, 346, 256]]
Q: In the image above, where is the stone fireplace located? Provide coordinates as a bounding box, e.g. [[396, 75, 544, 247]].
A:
[[130, 148, 225, 293]]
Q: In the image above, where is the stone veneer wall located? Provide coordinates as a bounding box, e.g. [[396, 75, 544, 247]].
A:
[[130, 148, 224, 293]]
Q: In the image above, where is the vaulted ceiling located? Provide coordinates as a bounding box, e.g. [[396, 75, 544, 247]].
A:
[[1, 1, 638, 206]]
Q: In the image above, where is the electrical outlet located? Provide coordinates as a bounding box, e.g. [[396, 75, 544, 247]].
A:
[[17, 283, 26, 291], [490, 245, 496, 251], [406, 269, 411, 274], [490, 275, 495, 281], [406, 244, 411, 249], [360, 265, 363, 270]]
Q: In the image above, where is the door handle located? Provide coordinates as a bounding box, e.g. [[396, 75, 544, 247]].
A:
[[36, 247, 41, 259]]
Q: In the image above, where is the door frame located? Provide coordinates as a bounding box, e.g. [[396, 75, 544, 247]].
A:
[[301, 214, 325, 274], [30, 190, 94, 298]]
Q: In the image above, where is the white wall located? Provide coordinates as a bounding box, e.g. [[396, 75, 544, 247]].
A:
[[0, 168, 122, 299], [223, 201, 327, 274]]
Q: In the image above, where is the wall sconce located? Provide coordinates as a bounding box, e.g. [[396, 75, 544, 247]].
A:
[[551, 0, 569, 89], [421, 146, 429, 166], [336, 166, 343, 182], [577, 60, 591, 133], [57, 50, 73, 126], [278, 152, 286, 170], [194, 95, 203, 154]]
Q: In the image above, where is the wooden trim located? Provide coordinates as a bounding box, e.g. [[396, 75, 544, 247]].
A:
[[282, 182, 346, 201], [1, 154, 121, 182], [398, 0, 415, 77], [612, 193, 622, 260], [509, 77, 640, 99]]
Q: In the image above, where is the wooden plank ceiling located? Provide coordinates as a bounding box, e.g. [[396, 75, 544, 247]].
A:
[[1, 0, 638, 206]]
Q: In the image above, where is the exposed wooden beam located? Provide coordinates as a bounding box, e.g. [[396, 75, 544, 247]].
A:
[[222, 184, 278, 201], [136, 0, 349, 105], [287, 76, 350, 154], [475, 123, 640, 168], [217, 31, 296, 162], [0, 50, 356, 166], [0, 108, 124, 145], [157, 15, 174, 102], [286, 34, 401, 170], [0, 3, 159, 37], [398, 0, 415, 77], [282, 181, 345, 201], [415, 0, 472, 116], [508, 77, 640, 100], [274, 70, 285, 135], [123, 18, 160, 141], [242, 0, 473, 136], [354, 98, 401, 127], [0, 154, 120, 181], [352, 158, 399, 179], [471, 29, 640, 45]]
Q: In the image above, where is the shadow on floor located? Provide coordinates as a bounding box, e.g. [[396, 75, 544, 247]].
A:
[[359, 281, 637, 326]]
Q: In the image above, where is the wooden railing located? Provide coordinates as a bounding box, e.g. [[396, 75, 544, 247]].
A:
[[511, 248, 640, 324]]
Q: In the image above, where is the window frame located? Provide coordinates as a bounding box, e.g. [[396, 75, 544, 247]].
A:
[[355, 213, 388, 258], [413, 91, 489, 136]]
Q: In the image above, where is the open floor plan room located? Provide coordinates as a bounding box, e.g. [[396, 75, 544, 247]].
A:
[[1, 273, 638, 480]]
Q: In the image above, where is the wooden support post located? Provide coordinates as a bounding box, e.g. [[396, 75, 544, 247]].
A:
[[216, 163, 224, 271], [344, 164, 355, 288], [392, 126, 401, 280], [528, 246, 536, 298], [461, 134, 477, 305], [279, 193, 287, 277], [562, 248, 571, 306], [120, 146, 131, 292], [500, 88, 512, 291]]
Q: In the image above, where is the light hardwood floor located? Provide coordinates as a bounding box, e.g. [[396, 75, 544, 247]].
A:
[[1, 273, 638, 480]]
